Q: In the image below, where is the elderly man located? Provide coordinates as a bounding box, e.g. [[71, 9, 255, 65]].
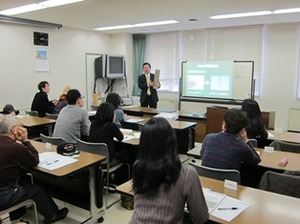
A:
[[0, 115, 68, 223]]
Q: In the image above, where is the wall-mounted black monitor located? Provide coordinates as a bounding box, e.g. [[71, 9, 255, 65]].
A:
[[94, 55, 105, 78], [106, 55, 125, 78]]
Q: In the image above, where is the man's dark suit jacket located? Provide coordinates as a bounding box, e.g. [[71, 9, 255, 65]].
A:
[[138, 73, 159, 104]]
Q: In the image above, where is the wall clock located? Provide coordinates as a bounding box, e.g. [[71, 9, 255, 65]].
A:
[[33, 32, 49, 46]]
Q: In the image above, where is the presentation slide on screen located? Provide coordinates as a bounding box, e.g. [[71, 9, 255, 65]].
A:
[[182, 61, 234, 99]]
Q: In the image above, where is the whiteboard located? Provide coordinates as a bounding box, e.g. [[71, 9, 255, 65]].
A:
[[180, 61, 254, 102]]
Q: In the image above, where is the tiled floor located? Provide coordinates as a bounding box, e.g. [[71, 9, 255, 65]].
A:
[[1, 193, 133, 224]]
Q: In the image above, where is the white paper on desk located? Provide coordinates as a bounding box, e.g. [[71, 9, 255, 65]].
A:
[[126, 118, 144, 123], [211, 196, 249, 222], [133, 132, 141, 138], [268, 132, 275, 138], [114, 135, 135, 142], [88, 111, 96, 116], [203, 189, 226, 213], [120, 128, 133, 135], [38, 152, 77, 170]]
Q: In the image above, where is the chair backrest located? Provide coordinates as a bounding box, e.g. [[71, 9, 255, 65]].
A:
[[91, 105, 99, 111], [259, 171, 300, 198], [40, 133, 66, 146], [76, 139, 110, 165], [25, 110, 39, 117], [248, 138, 258, 147], [121, 97, 134, 106], [45, 112, 58, 119], [189, 161, 241, 184], [269, 140, 300, 153]]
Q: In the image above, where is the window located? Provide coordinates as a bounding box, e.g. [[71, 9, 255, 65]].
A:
[[144, 32, 180, 92]]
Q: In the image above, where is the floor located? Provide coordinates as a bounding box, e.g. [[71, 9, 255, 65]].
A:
[[1, 193, 133, 223]]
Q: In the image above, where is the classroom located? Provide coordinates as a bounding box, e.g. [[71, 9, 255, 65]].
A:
[[1, 0, 300, 223]]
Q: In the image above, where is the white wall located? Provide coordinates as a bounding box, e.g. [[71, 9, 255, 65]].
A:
[[1, 22, 300, 130]]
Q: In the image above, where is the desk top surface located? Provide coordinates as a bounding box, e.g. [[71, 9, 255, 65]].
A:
[[31, 140, 105, 177], [17, 115, 56, 127], [116, 176, 300, 224], [268, 130, 300, 143], [122, 106, 206, 120], [187, 144, 300, 171], [126, 115, 197, 129]]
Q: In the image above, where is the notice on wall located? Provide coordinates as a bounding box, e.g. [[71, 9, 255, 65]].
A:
[[34, 49, 49, 72]]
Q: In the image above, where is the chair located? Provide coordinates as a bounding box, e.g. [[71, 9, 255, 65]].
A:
[[189, 161, 241, 184], [0, 199, 39, 224], [25, 110, 39, 117], [259, 171, 300, 198], [248, 139, 258, 147], [45, 113, 58, 120], [269, 140, 300, 153], [76, 139, 130, 209], [40, 133, 66, 146], [121, 97, 134, 106], [91, 105, 99, 111]]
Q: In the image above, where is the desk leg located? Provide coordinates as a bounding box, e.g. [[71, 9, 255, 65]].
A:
[[47, 124, 53, 136], [188, 127, 195, 151], [82, 166, 104, 224]]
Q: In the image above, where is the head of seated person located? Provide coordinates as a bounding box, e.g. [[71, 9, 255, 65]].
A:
[[241, 98, 262, 120], [106, 92, 122, 108], [66, 89, 83, 107], [0, 104, 19, 116], [222, 109, 249, 135]]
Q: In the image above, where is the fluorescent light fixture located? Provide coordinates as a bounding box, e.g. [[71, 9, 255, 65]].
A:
[[273, 8, 300, 14], [0, 0, 84, 16], [0, 15, 62, 29], [95, 20, 178, 31], [210, 11, 272, 19]]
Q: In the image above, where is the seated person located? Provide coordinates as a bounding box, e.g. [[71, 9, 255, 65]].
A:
[[53, 86, 71, 114], [130, 117, 209, 223], [53, 89, 90, 143], [241, 98, 269, 148], [88, 102, 124, 167], [0, 104, 19, 115], [0, 115, 68, 223], [31, 81, 56, 117], [201, 108, 261, 170], [105, 92, 127, 125]]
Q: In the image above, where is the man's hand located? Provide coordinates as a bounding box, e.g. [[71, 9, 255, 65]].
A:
[[15, 126, 29, 142], [238, 128, 248, 144]]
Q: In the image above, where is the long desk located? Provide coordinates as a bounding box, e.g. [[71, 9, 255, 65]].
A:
[[124, 115, 197, 152], [187, 144, 300, 171], [116, 176, 300, 224], [268, 130, 300, 143], [122, 106, 206, 142], [18, 115, 56, 136], [31, 141, 105, 223]]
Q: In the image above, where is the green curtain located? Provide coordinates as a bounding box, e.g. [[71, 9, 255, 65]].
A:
[[132, 34, 146, 96]]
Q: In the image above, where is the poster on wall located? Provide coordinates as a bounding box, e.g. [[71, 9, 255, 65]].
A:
[[34, 49, 49, 71]]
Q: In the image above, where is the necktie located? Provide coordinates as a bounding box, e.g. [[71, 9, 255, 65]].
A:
[[146, 74, 151, 95]]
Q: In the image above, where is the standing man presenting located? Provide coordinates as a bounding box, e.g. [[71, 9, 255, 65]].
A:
[[138, 62, 161, 108]]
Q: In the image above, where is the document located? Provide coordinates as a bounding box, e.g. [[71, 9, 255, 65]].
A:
[[211, 195, 250, 222], [38, 152, 78, 170], [203, 189, 226, 213], [154, 113, 179, 120], [154, 69, 160, 89], [126, 118, 145, 123], [268, 131, 275, 138], [120, 128, 133, 135]]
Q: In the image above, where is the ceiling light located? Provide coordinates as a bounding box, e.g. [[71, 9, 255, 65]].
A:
[[210, 11, 272, 19], [0, 0, 84, 16], [95, 20, 178, 31], [273, 8, 300, 14]]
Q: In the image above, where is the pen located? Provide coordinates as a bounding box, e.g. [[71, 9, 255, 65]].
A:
[[47, 160, 59, 165], [218, 207, 238, 210]]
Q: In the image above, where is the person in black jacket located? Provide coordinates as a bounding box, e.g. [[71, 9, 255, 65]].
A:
[[88, 102, 124, 167], [31, 81, 56, 117], [138, 62, 160, 108], [242, 98, 268, 148]]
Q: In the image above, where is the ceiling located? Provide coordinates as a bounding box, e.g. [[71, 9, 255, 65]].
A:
[[0, 0, 300, 33]]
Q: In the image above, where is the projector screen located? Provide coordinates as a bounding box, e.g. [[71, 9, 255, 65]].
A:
[[181, 61, 253, 102]]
